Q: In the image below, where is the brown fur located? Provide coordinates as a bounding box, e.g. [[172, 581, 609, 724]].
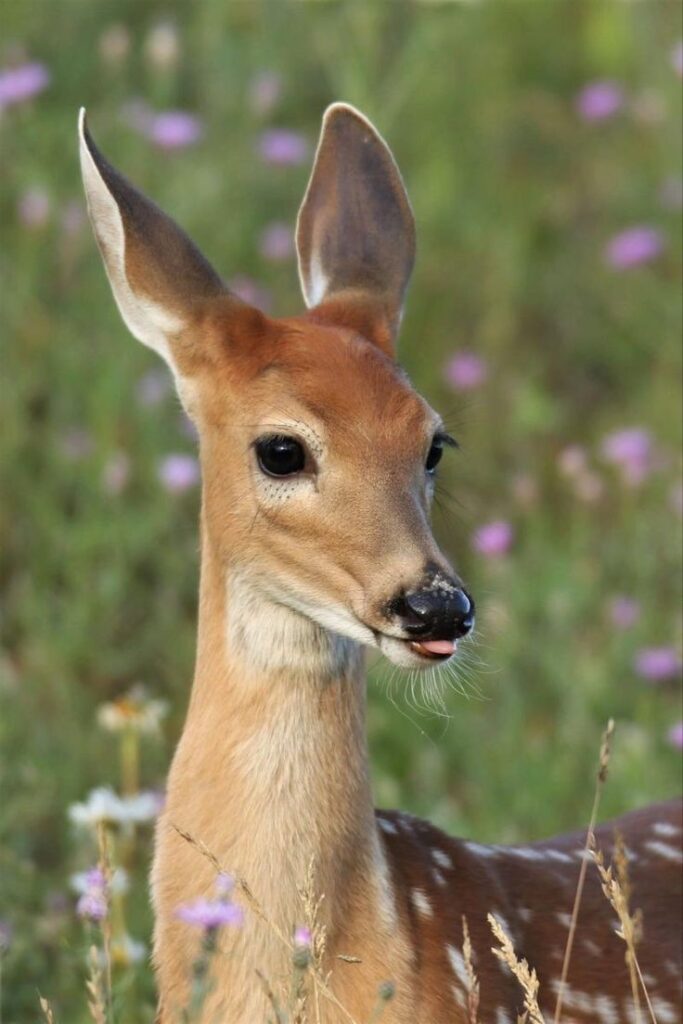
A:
[[79, 104, 682, 1023]]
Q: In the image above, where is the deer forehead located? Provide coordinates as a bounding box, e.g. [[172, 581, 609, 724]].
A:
[[199, 317, 439, 456]]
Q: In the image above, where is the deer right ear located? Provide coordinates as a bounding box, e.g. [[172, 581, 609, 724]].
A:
[[296, 104, 416, 356], [78, 109, 253, 400]]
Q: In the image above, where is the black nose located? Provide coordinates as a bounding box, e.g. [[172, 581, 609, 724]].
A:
[[389, 586, 475, 640]]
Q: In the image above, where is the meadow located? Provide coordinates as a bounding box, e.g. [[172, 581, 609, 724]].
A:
[[0, 2, 681, 1020]]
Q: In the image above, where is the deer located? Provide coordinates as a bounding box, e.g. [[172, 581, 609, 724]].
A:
[[78, 102, 682, 1023]]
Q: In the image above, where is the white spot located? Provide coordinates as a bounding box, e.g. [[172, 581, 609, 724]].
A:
[[556, 912, 572, 928], [506, 846, 546, 862], [593, 994, 619, 1024], [651, 998, 678, 1024], [371, 828, 398, 933], [447, 944, 469, 989], [495, 1010, 512, 1024], [464, 841, 497, 858], [411, 888, 432, 918], [582, 938, 601, 957], [432, 848, 453, 870], [643, 840, 682, 863], [517, 907, 533, 923], [433, 868, 446, 887], [379, 817, 398, 835], [652, 821, 681, 838], [544, 849, 574, 864], [451, 984, 466, 1009]]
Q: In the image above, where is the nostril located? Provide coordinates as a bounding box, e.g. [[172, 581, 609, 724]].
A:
[[388, 592, 437, 635], [453, 589, 475, 638]]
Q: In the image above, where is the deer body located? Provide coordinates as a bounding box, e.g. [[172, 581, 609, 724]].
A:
[[79, 104, 682, 1023]]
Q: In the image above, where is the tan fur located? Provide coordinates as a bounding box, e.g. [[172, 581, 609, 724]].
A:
[[79, 103, 682, 1023]]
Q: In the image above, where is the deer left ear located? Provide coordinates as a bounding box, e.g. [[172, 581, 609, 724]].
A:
[[296, 103, 416, 357], [78, 109, 258, 403]]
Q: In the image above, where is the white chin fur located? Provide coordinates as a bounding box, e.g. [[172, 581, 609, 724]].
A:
[[377, 635, 454, 670]]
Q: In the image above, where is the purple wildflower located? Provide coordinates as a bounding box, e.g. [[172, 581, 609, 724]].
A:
[[178, 412, 199, 441], [60, 199, 86, 236], [136, 368, 171, 407], [294, 925, 312, 948], [175, 898, 243, 929], [0, 920, 13, 952], [600, 427, 653, 486], [158, 454, 200, 493], [608, 596, 641, 630], [227, 274, 272, 311], [258, 129, 309, 166], [259, 221, 294, 261], [147, 111, 203, 150], [59, 428, 93, 461], [76, 867, 108, 922], [634, 647, 682, 683], [215, 873, 234, 897], [672, 41, 683, 77], [667, 722, 683, 750], [557, 445, 588, 479], [101, 452, 130, 495], [472, 520, 514, 558], [249, 70, 282, 116], [0, 62, 50, 108], [17, 188, 50, 229], [604, 227, 664, 270], [445, 351, 488, 392], [576, 81, 623, 122]]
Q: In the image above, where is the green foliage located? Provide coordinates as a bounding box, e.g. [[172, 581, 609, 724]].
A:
[[1, 2, 681, 1020]]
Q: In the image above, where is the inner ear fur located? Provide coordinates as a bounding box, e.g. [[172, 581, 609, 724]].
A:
[[296, 103, 416, 357], [78, 109, 257, 377]]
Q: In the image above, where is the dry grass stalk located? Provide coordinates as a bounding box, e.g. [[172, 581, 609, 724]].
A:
[[488, 913, 545, 1024], [590, 832, 657, 1024], [85, 945, 107, 1024], [552, 718, 614, 1024], [171, 823, 363, 1024], [39, 996, 56, 1023], [461, 916, 480, 1024], [255, 967, 288, 1024], [96, 823, 113, 1021]]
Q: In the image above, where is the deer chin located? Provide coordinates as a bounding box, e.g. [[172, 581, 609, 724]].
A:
[[377, 633, 457, 669]]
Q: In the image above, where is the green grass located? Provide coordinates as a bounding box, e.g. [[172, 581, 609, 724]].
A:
[[1, 2, 681, 1020]]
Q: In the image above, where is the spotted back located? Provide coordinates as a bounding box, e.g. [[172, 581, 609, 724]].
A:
[[377, 799, 682, 1022]]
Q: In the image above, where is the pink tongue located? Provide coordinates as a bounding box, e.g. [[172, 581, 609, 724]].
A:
[[417, 639, 456, 656]]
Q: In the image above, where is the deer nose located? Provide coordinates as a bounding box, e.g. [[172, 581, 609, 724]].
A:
[[389, 587, 475, 640]]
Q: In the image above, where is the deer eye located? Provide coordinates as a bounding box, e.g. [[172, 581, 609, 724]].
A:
[[425, 438, 444, 473], [256, 435, 307, 477]]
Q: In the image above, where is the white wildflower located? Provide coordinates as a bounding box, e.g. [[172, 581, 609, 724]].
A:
[[97, 684, 168, 735]]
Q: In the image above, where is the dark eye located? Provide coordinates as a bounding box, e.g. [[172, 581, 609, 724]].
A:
[[256, 435, 306, 477], [425, 438, 444, 473]]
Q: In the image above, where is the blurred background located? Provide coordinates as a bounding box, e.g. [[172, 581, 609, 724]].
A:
[[1, 1, 681, 1019]]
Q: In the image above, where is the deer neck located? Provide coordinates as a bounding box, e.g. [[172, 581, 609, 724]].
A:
[[170, 516, 388, 941]]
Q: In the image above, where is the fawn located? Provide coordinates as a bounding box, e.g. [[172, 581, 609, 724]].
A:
[[79, 103, 682, 1023]]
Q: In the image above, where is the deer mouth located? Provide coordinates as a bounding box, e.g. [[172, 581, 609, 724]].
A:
[[408, 639, 457, 660]]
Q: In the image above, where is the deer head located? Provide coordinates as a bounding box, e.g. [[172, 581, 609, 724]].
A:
[[78, 103, 474, 674]]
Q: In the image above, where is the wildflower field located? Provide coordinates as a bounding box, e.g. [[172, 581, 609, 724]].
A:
[[1, 2, 681, 1020]]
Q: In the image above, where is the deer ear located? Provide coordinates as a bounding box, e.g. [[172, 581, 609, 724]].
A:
[[78, 109, 249, 394], [296, 103, 415, 356]]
